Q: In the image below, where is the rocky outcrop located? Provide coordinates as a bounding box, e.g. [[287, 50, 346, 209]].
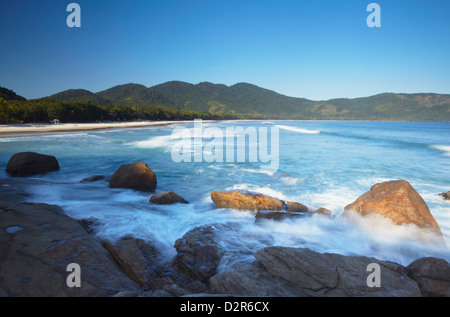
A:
[[150, 192, 189, 205], [0, 200, 139, 297], [211, 190, 309, 213], [315, 208, 333, 216], [210, 247, 423, 297], [102, 236, 165, 290], [172, 225, 225, 285], [343, 180, 443, 238], [439, 192, 450, 201], [407, 257, 450, 297], [109, 162, 157, 192], [6, 152, 59, 177], [80, 175, 106, 183]]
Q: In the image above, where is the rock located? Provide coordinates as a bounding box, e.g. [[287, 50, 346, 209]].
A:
[[150, 192, 189, 205], [438, 192, 450, 201], [315, 208, 333, 216], [255, 210, 306, 221], [80, 175, 106, 183], [285, 201, 309, 212], [102, 236, 165, 290], [343, 180, 443, 237], [172, 225, 225, 284], [407, 257, 450, 297], [0, 200, 139, 296], [109, 162, 157, 192], [211, 190, 309, 213], [78, 217, 101, 234], [6, 152, 59, 177], [210, 247, 422, 297]]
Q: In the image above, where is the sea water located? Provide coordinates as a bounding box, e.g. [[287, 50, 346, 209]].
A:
[[0, 120, 449, 270]]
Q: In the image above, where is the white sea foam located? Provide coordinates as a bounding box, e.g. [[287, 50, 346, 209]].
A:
[[430, 145, 450, 156], [275, 125, 320, 134]]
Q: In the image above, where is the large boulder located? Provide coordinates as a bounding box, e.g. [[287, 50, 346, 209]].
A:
[[6, 152, 59, 177], [150, 192, 188, 205], [210, 247, 423, 297], [343, 180, 443, 238], [407, 257, 450, 297], [102, 236, 165, 290], [172, 225, 225, 285], [0, 200, 139, 296], [109, 162, 157, 192], [211, 190, 309, 213]]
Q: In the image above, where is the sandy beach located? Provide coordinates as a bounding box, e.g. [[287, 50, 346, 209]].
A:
[[0, 121, 200, 136]]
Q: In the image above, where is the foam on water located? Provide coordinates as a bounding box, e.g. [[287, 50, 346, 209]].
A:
[[275, 124, 321, 134], [430, 145, 450, 156]]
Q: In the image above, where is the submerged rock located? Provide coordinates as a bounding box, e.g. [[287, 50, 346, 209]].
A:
[[210, 247, 423, 297], [6, 152, 59, 177], [150, 192, 189, 205], [255, 210, 306, 221], [211, 190, 309, 213], [343, 180, 443, 239], [80, 175, 106, 183], [109, 162, 157, 192], [315, 207, 333, 217]]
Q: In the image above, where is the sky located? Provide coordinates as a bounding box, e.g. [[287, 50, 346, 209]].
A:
[[0, 0, 449, 100]]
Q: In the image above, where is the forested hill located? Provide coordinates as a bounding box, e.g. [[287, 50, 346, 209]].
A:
[[50, 81, 450, 121], [0, 87, 26, 101]]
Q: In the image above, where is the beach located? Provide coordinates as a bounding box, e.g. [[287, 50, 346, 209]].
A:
[[0, 121, 200, 136]]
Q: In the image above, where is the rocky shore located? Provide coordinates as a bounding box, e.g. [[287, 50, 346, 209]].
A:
[[1, 152, 449, 297]]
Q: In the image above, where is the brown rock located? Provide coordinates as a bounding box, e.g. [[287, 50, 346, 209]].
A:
[[255, 210, 306, 221], [150, 192, 188, 205], [343, 180, 443, 237], [109, 162, 157, 192], [211, 190, 309, 214], [315, 208, 333, 216], [103, 236, 164, 290], [407, 257, 450, 297], [0, 200, 138, 297], [6, 152, 59, 177]]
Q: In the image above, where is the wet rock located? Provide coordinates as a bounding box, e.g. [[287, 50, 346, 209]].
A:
[[343, 180, 443, 238], [210, 247, 422, 297], [0, 200, 138, 296], [255, 210, 306, 221], [80, 175, 106, 183], [78, 217, 101, 234], [6, 152, 59, 177], [407, 257, 450, 297], [438, 192, 450, 201], [150, 192, 189, 205], [172, 225, 225, 284], [211, 190, 309, 213], [103, 236, 165, 290], [315, 208, 333, 216], [109, 162, 157, 192]]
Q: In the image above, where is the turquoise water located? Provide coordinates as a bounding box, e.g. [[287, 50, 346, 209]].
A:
[[1, 120, 449, 268]]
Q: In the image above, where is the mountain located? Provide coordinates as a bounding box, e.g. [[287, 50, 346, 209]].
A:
[[49, 82, 450, 121], [0, 87, 26, 101]]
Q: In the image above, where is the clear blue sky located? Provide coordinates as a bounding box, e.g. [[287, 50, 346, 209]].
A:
[[1, 0, 449, 100]]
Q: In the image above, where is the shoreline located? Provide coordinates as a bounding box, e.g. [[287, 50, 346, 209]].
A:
[[0, 120, 206, 137]]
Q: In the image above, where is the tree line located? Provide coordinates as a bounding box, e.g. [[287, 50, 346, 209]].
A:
[[0, 97, 238, 124]]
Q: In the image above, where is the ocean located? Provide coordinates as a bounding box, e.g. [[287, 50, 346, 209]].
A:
[[1, 120, 449, 270]]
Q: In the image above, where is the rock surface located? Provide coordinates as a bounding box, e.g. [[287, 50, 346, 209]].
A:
[[6, 152, 59, 177], [80, 175, 106, 183], [439, 192, 450, 201], [407, 257, 450, 297], [150, 192, 189, 205], [210, 247, 423, 297], [109, 162, 157, 192], [0, 200, 138, 297], [343, 180, 443, 237], [211, 190, 309, 213], [172, 225, 225, 284], [103, 236, 165, 290]]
